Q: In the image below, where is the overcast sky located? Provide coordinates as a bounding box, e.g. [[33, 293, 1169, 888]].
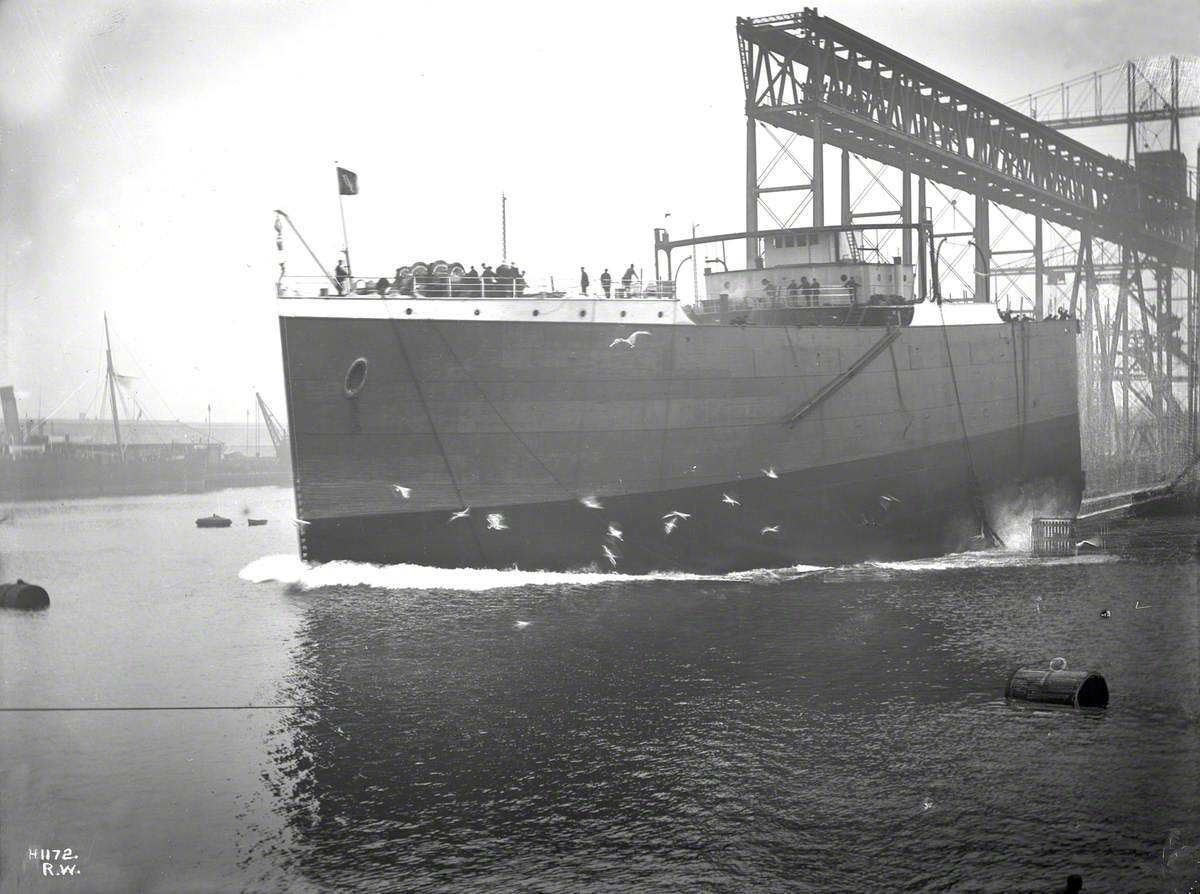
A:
[[1, 0, 1196, 422]]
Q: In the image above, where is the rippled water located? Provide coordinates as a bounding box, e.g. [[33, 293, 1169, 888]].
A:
[[2, 487, 1198, 892]]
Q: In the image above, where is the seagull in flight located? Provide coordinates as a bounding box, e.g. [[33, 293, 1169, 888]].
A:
[[609, 330, 650, 349], [762, 467, 779, 479], [1135, 600, 1150, 610], [761, 525, 781, 535], [515, 620, 531, 629], [663, 510, 691, 520], [878, 494, 900, 509], [580, 495, 604, 510], [289, 516, 311, 528], [486, 512, 508, 531], [606, 524, 623, 541], [447, 507, 471, 523], [602, 544, 618, 566], [721, 493, 740, 507], [392, 484, 412, 498], [663, 517, 678, 535]]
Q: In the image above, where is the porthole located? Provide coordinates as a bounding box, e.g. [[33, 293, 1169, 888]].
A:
[[657, 311, 664, 318], [620, 310, 627, 318], [533, 309, 540, 317], [579, 309, 587, 318], [405, 307, 413, 315], [473, 308, 480, 316], [344, 357, 368, 398]]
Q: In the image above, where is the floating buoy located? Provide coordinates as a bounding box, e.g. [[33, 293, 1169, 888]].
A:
[[196, 514, 232, 528], [0, 579, 50, 610], [247, 518, 268, 526], [1005, 667, 1109, 708]]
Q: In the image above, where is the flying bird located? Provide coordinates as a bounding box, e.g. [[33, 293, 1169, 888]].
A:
[[762, 467, 779, 479], [515, 620, 531, 629], [721, 493, 740, 507], [606, 524, 623, 541], [602, 544, 618, 566], [878, 494, 900, 509], [580, 495, 604, 509], [609, 330, 650, 349], [663, 510, 691, 520], [761, 525, 781, 535], [392, 484, 412, 498], [663, 518, 678, 535], [447, 507, 472, 522], [486, 513, 508, 531], [289, 517, 311, 528], [1135, 600, 1150, 610]]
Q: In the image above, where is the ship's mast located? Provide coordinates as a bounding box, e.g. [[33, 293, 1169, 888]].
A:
[[103, 313, 123, 458]]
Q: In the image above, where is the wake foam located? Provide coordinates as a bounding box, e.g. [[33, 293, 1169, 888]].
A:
[[852, 550, 1118, 573], [239, 554, 826, 592]]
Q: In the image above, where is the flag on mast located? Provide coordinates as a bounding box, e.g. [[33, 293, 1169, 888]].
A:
[[336, 167, 359, 196]]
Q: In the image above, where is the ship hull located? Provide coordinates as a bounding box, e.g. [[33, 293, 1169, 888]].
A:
[[278, 300, 1082, 572]]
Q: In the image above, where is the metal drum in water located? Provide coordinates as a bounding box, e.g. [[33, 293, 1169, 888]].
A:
[[1005, 667, 1109, 708]]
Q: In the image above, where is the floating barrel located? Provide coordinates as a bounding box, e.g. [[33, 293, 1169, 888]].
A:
[[1005, 667, 1108, 708], [0, 579, 50, 610]]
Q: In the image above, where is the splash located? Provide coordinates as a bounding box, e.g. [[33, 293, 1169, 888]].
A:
[[987, 481, 1081, 552], [239, 554, 826, 593]]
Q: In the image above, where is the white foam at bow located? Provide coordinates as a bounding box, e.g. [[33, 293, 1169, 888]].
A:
[[239, 554, 826, 592]]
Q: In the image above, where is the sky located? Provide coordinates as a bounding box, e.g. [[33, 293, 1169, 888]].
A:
[[1, 0, 1197, 422]]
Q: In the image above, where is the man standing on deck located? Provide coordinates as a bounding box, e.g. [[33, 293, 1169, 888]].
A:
[[463, 266, 481, 298], [580, 267, 590, 296], [600, 268, 612, 299], [621, 264, 636, 299], [334, 260, 348, 295]]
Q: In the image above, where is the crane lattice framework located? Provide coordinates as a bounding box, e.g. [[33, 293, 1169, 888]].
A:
[[738, 8, 1199, 488]]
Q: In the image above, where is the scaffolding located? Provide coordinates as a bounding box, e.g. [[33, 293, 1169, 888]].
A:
[[737, 9, 1199, 496]]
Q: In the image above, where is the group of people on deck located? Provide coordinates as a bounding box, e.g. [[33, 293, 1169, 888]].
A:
[[580, 265, 640, 299], [756, 274, 861, 308], [436, 263, 528, 298], [332, 258, 644, 299]]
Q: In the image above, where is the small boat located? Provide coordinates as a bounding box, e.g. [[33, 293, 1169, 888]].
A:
[[196, 514, 232, 528], [247, 518, 268, 526]]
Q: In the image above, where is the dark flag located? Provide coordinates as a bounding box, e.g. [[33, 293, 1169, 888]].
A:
[[336, 167, 358, 196]]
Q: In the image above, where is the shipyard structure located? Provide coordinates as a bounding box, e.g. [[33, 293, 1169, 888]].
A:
[[275, 9, 1196, 572]]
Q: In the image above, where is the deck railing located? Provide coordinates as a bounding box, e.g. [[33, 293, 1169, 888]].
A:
[[277, 275, 678, 301], [698, 286, 871, 311]]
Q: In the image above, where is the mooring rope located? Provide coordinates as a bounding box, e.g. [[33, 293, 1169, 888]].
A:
[[939, 305, 1005, 547]]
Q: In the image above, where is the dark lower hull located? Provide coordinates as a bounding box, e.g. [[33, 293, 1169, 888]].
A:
[[298, 415, 1082, 573]]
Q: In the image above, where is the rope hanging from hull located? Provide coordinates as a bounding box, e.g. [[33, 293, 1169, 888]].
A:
[[939, 307, 1006, 548]]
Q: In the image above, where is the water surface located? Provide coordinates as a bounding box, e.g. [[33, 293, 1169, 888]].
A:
[[2, 488, 1198, 892]]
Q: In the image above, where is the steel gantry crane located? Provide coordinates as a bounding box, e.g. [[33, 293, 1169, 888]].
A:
[[737, 8, 1198, 492]]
